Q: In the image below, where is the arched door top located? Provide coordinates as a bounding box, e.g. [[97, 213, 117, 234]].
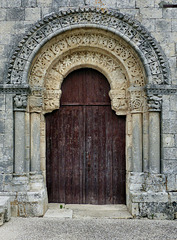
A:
[[6, 7, 170, 87]]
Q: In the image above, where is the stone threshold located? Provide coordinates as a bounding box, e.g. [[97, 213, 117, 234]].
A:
[[44, 203, 133, 219]]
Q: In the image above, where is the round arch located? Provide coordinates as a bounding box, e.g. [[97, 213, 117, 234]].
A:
[[28, 28, 147, 115], [5, 7, 174, 217], [6, 7, 170, 87]]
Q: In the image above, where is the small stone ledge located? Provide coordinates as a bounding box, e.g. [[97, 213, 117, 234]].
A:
[[145, 84, 177, 95], [0, 197, 11, 226], [130, 192, 169, 203], [0, 84, 30, 94]]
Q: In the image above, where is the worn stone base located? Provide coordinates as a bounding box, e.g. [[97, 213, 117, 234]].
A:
[[128, 172, 177, 220], [0, 190, 48, 217], [0, 173, 48, 217], [0, 197, 11, 226]]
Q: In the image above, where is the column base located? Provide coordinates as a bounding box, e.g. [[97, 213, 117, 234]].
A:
[[0, 172, 48, 217], [127, 172, 177, 220]]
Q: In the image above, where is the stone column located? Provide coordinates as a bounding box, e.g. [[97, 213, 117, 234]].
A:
[[132, 113, 142, 172], [14, 95, 27, 174], [148, 95, 162, 174], [129, 89, 144, 172], [143, 112, 149, 172], [31, 113, 41, 172]]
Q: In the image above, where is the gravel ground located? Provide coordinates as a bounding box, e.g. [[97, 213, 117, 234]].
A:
[[0, 217, 177, 240]]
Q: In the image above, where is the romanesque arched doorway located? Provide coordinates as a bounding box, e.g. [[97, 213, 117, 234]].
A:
[[46, 68, 126, 204]]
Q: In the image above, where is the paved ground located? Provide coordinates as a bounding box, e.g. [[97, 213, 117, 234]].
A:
[[0, 217, 177, 240]]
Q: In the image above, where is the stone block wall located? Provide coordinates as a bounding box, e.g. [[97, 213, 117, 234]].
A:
[[0, 0, 176, 218]]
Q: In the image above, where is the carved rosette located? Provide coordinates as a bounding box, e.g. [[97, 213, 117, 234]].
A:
[[148, 95, 162, 112], [128, 90, 147, 113], [14, 94, 27, 111]]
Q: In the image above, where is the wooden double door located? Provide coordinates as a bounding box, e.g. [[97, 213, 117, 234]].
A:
[[46, 68, 126, 204]]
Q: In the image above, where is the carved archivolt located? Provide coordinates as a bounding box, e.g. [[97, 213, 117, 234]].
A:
[[28, 29, 147, 115], [6, 7, 170, 87]]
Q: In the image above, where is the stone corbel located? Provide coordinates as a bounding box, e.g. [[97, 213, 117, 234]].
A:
[[109, 89, 128, 115], [28, 88, 43, 113], [14, 94, 27, 111], [147, 95, 162, 112], [43, 89, 62, 113]]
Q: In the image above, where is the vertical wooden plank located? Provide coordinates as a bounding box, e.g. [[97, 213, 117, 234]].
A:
[[58, 107, 65, 203], [85, 68, 110, 105], [46, 68, 126, 204], [112, 115, 126, 204], [46, 113, 51, 201], [105, 107, 113, 204]]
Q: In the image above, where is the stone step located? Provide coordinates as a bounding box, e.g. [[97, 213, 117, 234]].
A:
[[0, 197, 11, 226], [44, 204, 133, 219]]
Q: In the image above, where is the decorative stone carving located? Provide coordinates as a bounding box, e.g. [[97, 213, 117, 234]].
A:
[[129, 90, 147, 113], [109, 87, 127, 115], [44, 49, 129, 114], [29, 30, 144, 89], [27, 28, 148, 115], [43, 90, 62, 112], [6, 7, 170, 86], [148, 95, 162, 112], [53, 51, 119, 75], [14, 94, 27, 110]]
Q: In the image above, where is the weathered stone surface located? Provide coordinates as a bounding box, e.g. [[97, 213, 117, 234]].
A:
[[163, 134, 175, 148], [140, 8, 162, 18], [139, 202, 177, 220], [131, 192, 168, 203], [162, 119, 177, 134], [70, 0, 85, 7], [0, 9, 6, 21], [37, 0, 52, 7], [1, 0, 21, 8], [52, 0, 69, 8], [136, 0, 154, 8], [0, 196, 11, 224], [163, 8, 177, 19], [162, 160, 177, 175], [22, 0, 37, 7], [156, 19, 172, 32], [166, 174, 177, 191], [163, 148, 177, 160], [6, 8, 25, 21], [25, 7, 41, 22]]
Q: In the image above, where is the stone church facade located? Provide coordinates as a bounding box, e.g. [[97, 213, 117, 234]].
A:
[[0, 0, 177, 220]]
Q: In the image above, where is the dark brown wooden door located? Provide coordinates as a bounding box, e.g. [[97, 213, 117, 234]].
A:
[[46, 68, 126, 204]]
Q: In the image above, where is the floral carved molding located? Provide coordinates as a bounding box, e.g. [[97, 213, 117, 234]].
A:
[[6, 7, 170, 87], [28, 28, 147, 114]]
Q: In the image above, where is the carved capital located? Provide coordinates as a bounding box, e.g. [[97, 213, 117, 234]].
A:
[[129, 90, 146, 113], [14, 94, 27, 111], [148, 95, 162, 112], [44, 90, 62, 112], [109, 90, 128, 114]]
